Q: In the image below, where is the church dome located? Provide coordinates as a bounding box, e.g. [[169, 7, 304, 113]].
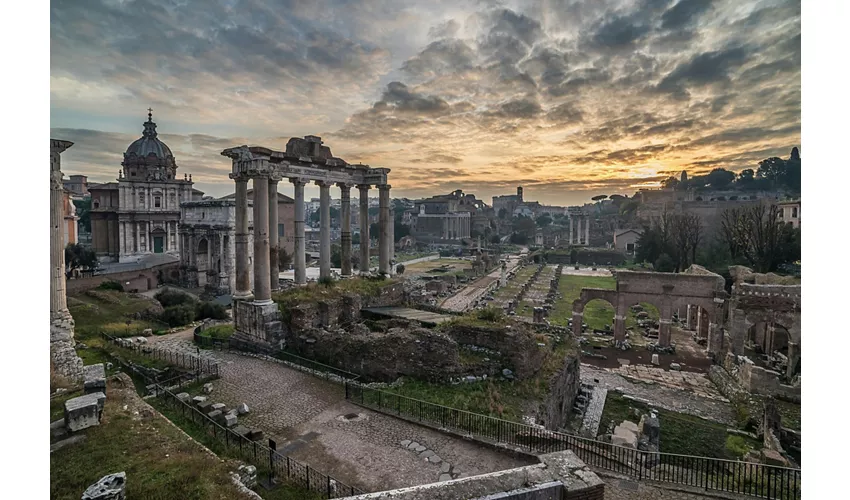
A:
[[124, 110, 174, 160]]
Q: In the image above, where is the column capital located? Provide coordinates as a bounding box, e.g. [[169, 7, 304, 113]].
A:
[[315, 179, 334, 188], [289, 177, 309, 187], [336, 181, 355, 190], [378, 184, 392, 191], [229, 172, 251, 182], [269, 171, 284, 183], [356, 183, 371, 191]]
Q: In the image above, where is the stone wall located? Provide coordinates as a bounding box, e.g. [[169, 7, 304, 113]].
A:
[[448, 325, 548, 380], [543, 354, 581, 431], [288, 325, 461, 382], [66, 262, 179, 294], [339, 450, 604, 500], [738, 362, 801, 402], [599, 473, 760, 500]]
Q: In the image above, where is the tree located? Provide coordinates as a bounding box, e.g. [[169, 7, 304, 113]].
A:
[[65, 243, 97, 274], [73, 199, 91, 233], [535, 214, 553, 227], [672, 213, 703, 271], [654, 253, 676, 272], [661, 177, 680, 190], [498, 208, 508, 219], [513, 216, 537, 238], [509, 232, 528, 244], [591, 194, 608, 202], [394, 220, 410, 242], [309, 207, 340, 224], [706, 168, 735, 190], [718, 203, 795, 272], [279, 249, 292, 270], [352, 232, 361, 245], [756, 157, 786, 185], [490, 234, 501, 244]]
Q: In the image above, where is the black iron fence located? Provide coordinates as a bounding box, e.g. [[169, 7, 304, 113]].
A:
[[345, 383, 800, 500], [153, 381, 363, 498], [101, 332, 220, 378]]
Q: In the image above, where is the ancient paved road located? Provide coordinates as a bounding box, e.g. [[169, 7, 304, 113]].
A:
[[440, 255, 522, 312], [581, 363, 735, 426], [147, 333, 530, 492]]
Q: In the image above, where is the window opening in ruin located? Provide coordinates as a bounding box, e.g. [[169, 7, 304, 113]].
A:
[[154, 196, 161, 208]]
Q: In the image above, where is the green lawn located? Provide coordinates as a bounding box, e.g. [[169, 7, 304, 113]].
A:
[[599, 392, 761, 460], [68, 290, 167, 340], [546, 274, 659, 330], [51, 385, 256, 500]]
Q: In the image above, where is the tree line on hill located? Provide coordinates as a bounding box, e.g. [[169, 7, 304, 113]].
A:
[[661, 147, 801, 195]]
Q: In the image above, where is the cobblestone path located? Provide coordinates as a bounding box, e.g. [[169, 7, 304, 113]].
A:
[[147, 332, 530, 492], [581, 364, 735, 426], [440, 255, 522, 312]]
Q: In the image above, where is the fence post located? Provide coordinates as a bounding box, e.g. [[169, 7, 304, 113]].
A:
[[269, 439, 276, 484]]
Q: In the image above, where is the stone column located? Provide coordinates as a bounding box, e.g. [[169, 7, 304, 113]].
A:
[[613, 314, 627, 344], [572, 308, 583, 337], [252, 175, 272, 304], [118, 221, 126, 256], [135, 222, 140, 253], [658, 297, 673, 347], [569, 217, 574, 245], [291, 178, 307, 285], [686, 305, 697, 330], [585, 217, 590, 246], [786, 342, 799, 378], [389, 206, 395, 267], [378, 184, 391, 275], [708, 323, 723, 356], [698, 308, 709, 339], [230, 173, 252, 300], [317, 180, 332, 280], [358, 185, 371, 274], [576, 218, 582, 244], [338, 183, 352, 277], [268, 174, 281, 291], [50, 139, 83, 382]]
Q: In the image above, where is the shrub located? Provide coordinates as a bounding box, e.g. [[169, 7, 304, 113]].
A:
[[476, 306, 505, 323], [97, 280, 124, 292], [396, 264, 406, 275], [725, 435, 753, 458], [318, 275, 335, 287], [654, 253, 676, 272], [155, 289, 195, 308], [195, 301, 227, 321], [160, 304, 196, 327], [200, 324, 234, 340]]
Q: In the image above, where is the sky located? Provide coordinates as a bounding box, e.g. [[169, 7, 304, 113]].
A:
[[49, 0, 801, 206]]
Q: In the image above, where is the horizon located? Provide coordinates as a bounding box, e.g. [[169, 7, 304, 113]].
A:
[[50, 0, 800, 206]]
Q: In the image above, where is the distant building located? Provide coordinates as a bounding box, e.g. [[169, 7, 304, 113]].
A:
[[777, 199, 801, 229], [220, 189, 296, 256], [410, 190, 486, 241], [89, 111, 202, 262], [63, 174, 89, 197], [614, 229, 643, 255], [493, 186, 524, 215]]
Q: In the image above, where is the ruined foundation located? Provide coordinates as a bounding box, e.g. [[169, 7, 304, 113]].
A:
[[51, 311, 84, 382], [232, 300, 283, 346]]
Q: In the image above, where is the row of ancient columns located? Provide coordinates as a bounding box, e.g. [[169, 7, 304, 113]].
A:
[[441, 215, 470, 239], [568, 217, 591, 245], [231, 172, 393, 304]]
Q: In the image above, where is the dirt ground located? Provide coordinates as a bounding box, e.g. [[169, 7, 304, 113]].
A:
[[579, 327, 713, 373]]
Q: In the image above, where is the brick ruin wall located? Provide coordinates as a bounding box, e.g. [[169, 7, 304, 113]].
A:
[[66, 262, 179, 294], [543, 354, 582, 431]]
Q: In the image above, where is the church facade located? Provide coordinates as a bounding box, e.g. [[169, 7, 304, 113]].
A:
[[89, 111, 203, 262]]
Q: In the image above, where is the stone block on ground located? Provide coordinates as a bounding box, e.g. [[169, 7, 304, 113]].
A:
[[192, 396, 207, 405], [440, 462, 452, 474], [612, 421, 640, 449], [651, 354, 660, 365], [83, 364, 107, 395], [207, 410, 222, 421], [670, 362, 681, 371], [203, 383, 213, 394], [211, 403, 227, 412], [438, 473, 452, 482], [237, 465, 257, 489], [65, 393, 106, 432], [81, 471, 126, 500], [248, 429, 264, 441], [197, 401, 213, 412], [224, 414, 238, 427], [232, 425, 251, 437], [176, 393, 191, 403], [237, 403, 250, 415], [51, 418, 68, 440]]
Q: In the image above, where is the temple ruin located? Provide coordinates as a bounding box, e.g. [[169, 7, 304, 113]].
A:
[[220, 136, 392, 346], [50, 139, 85, 381]]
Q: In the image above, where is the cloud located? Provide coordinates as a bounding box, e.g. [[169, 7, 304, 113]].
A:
[[51, 0, 800, 206]]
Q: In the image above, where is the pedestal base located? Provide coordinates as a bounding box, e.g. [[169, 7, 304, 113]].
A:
[[51, 311, 84, 383], [233, 300, 282, 346]]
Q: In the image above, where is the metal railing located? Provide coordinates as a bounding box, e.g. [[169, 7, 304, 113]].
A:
[[101, 332, 220, 378], [345, 383, 800, 500], [151, 380, 363, 498]]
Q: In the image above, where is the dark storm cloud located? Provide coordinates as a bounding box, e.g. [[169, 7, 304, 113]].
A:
[[590, 16, 653, 49], [655, 46, 750, 94], [401, 39, 477, 77], [379, 82, 454, 115], [661, 0, 715, 30]]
